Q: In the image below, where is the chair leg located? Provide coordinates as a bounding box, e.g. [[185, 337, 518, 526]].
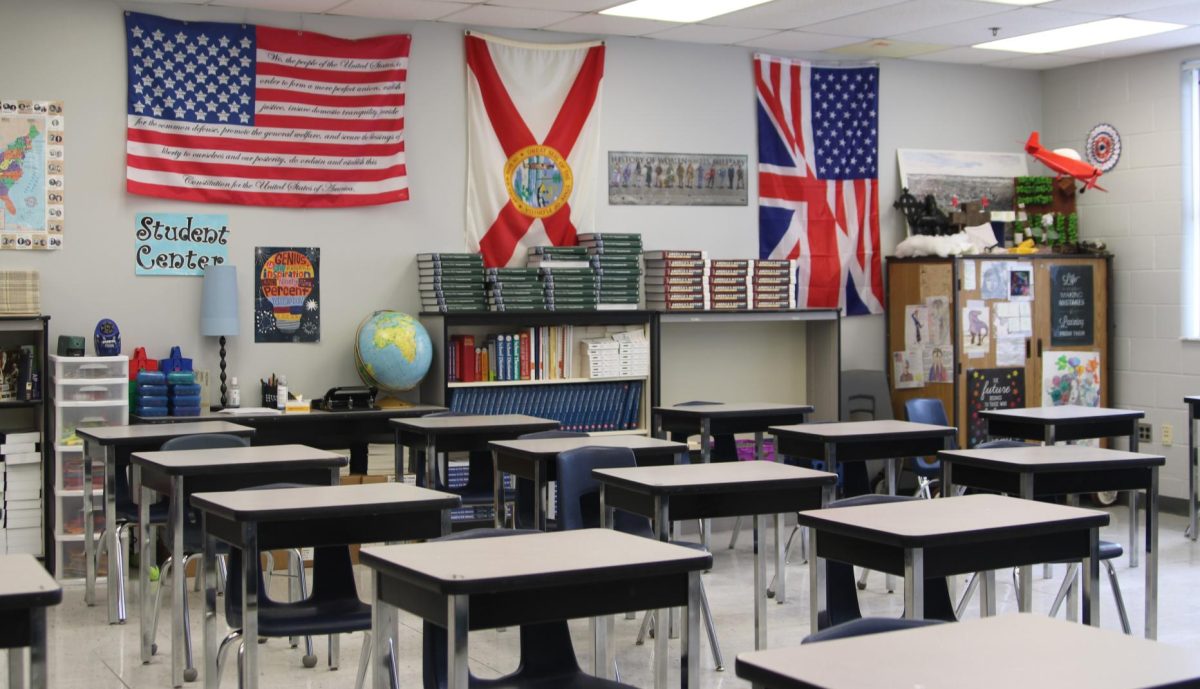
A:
[[697, 578, 724, 671], [386, 637, 401, 689], [290, 550, 317, 668], [955, 572, 980, 619], [856, 567, 870, 591], [150, 557, 173, 655], [329, 634, 340, 670], [635, 611, 652, 645], [217, 554, 227, 596], [113, 524, 129, 624], [1104, 560, 1132, 635], [353, 632, 371, 689], [727, 516, 743, 549], [1048, 563, 1079, 618], [215, 630, 242, 689], [181, 578, 198, 682], [767, 523, 803, 597]]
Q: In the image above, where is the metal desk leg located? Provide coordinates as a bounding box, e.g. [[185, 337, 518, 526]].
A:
[[1082, 527, 1100, 627], [775, 512, 785, 604], [424, 437, 437, 489], [533, 462, 544, 531], [137, 468, 152, 663], [808, 530, 825, 634], [393, 429, 403, 479], [492, 451, 504, 528], [1017, 472, 1035, 613], [683, 571, 700, 689], [30, 607, 47, 689], [203, 520, 219, 689], [903, 547, 924, 620], [1129, 426, 1140, 569], [754, 513, 768, 650], [700, 417, 711, 551], [240, 521, 260, 689], [83, 439, 98, 607], [371, 572, 399, 689], [104, 446, 123, 624], [8, 647, 24, 689], [1189, 407, 1197, 541], [1044, 426, 1057, 581], [447, 595, 469, 689], [1147, 466, 1159, 639], [172, 475, 187, 688], [654, 494, 670, 689], [653, 412, 664, 440], [980, 570, 996, 617], [1066, 494, 1081, 622]]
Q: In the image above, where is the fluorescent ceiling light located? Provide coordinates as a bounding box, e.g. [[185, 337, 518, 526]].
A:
[[974, 17, 1184, 53], [600, 0, 773, 23]]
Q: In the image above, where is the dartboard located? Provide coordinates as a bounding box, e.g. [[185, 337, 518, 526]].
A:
[[1085, 123, 1121, 173]]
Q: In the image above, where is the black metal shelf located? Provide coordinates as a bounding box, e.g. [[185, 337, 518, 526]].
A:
[[420, 310, 654, 327]]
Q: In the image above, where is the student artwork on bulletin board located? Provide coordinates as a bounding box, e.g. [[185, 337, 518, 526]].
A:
[[905, 305, 928, 349], [925, 296, 951, 348], [254, 247, 320, 343], [1042, 351, 1100, 408], [892, 350, 924, 389], [980, 262, 1007, 300], [1008, 263, 1033, 301], [967, 368, 1025, 447], [962, 300, 990, 358]]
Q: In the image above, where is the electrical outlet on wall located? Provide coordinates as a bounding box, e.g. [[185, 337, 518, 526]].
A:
[[1162, 424, 1174, 447], [1138, 422, 1152, 443]]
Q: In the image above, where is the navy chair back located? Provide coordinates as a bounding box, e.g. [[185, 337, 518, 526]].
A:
[[411, 411, 493, 503], [512, 430, 589, 529], [160, 433, 251, 551], [904, 398, 955, 478], [803, 617, 945, 644], [554, 446, 650, 537], [838, 372, 894, 496]]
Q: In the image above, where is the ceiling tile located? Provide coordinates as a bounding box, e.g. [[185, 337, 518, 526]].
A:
[[329, 0, 472, 21], [738, 30, 863, 51], [797, 0, 1013, 37], [1041, 0, 1196, 14], [890, 7, 1105, 46], [1056, 24, 1200, 58], [488, 0, 623, 10], [1130, 3, 1200, 24], [703, 0, 909, 30], [646, 24, 779, 44], [203, 0, 343, 11], [543, 13, 677, 36], [909, 45, 1024, 63], [826, 38, 947, 57], [437, 4, 581, 28], [988, 53, 1094, 69]]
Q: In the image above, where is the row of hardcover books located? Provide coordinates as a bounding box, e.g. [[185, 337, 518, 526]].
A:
[[418, 253, 487, 313], [447, 325, 575, 382], [645, 251, 798, 311], [448, 380, 643, 432]]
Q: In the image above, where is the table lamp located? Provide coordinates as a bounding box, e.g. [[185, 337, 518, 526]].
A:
[[200, 264, 239, 409]]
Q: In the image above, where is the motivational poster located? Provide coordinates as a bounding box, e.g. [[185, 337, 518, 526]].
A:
[[255, 246, 320, 343], [967, 368, 1025, 448], [1050, 264, 1094, 346], [134, 213, 229, 275]]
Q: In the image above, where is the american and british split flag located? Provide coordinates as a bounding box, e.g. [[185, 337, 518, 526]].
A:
[[756, 54, 883, 316], [124, 12, 410, 208]]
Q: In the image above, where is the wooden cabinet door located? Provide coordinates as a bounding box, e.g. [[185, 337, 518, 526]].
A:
[[886, 259, 955, 430]]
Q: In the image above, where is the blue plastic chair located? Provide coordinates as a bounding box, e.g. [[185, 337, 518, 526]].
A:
[[411, 412, 497, 525], [421, 528, 636, 689], [217, 483, 373, 689], [802, 617, 946, 644], [903, 398, 953, 499], [512, 430, 588, 530], [555, 446, 724, 671]]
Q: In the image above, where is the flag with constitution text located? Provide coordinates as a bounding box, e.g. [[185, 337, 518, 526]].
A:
[[465, 32, 604, 267], [756, 54, 882, 315], [124, 12, 410, 208]]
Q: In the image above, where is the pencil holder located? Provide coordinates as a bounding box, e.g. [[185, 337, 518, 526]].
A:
[[261, 383, 278, 408]]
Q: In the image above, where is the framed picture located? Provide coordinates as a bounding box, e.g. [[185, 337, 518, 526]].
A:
[[608, 151, 747, 206]]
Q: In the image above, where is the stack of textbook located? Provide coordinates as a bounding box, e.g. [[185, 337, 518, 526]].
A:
[[486, 267, 546, 312], [752, 259, 797, 309], [644, 250, 708, 311], [528, 246, 597, 312], [708, 259, 751, 310], [417, 253, 486, 313], [580, 233, 643, 310], [1, 429, 41, 554]]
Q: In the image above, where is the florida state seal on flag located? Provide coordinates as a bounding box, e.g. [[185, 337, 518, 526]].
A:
[[465, 32, 604, 267]]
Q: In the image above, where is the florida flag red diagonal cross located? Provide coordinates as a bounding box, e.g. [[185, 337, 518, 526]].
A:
[[465, 32, 604, 267], [756, 53, 883, 316]]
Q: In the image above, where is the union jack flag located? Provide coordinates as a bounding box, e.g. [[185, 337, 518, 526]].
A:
[[756, 55, 882, 315]]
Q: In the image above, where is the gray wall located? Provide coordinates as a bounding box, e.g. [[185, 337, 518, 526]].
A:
[[1043, 47, 1200, 500], [3, 0, 1039, 404]]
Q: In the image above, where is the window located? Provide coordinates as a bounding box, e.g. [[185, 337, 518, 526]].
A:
[[1184, 60, 1200, 339]]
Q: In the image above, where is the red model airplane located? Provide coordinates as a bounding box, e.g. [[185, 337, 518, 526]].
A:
[[1024, 131, 1106, 193]]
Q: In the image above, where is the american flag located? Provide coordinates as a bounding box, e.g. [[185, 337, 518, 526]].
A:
[[125, 12, 410, 208], [756, 55, 883, 315]]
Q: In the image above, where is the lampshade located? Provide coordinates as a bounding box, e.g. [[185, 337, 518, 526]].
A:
[[200, 264, 240, 336]]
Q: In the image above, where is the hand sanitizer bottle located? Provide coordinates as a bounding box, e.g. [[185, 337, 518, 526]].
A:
[[228, 377, 241, 408], [276, 375, 287, 410]]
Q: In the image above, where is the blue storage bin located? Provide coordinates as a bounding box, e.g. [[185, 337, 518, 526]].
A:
[[166, 371, 195, 385], [168, 383, 201, 396], [136, 370, 167, 385], [170, 406, 201, 417], [169, 395, 202, 409], [136, 384, 168, 397], [138, 395, 168, 408], [136, 406, 168, 417]]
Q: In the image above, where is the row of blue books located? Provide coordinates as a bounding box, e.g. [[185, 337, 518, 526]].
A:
[[447, 380, 643, 432]]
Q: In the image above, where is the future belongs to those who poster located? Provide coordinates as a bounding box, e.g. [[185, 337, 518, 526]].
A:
[[255, 247, 319, 343], [967, 368, 1025, 448]]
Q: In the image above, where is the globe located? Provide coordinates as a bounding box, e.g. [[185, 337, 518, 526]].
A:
[[354, 311, 433, 393]]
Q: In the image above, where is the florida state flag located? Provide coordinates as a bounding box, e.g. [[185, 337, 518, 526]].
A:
[[465, 32, 604, 267]]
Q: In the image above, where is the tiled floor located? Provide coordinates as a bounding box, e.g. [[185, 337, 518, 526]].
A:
[[10, 506, 1199, 688]]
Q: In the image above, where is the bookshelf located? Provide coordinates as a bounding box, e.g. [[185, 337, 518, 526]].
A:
[[419, 311, 654, 435], [652, 309, 841, 422], [0, 316, 50, 564]]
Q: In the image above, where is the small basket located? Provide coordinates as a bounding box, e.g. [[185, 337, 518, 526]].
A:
[[261, 383, 278, 409]]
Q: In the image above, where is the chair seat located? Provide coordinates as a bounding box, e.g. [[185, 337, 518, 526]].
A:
[[116, 500, 170, 524], [474, 673, 636, 689], [803, 617, 946, 644], [228, 597, 372, 636], [1051, 539, 1122, 563]]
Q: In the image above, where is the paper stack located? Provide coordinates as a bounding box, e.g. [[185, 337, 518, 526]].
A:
[[2, 429, 42, 554]]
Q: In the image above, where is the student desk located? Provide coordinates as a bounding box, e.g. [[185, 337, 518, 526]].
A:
[[191, 482, 461, 689], [981, 405, 1145, 567], [390, 414, 559, 488], [939, 444, 1164, 638], [130, 444, 347, 688], [592, 462, 837, 651], [133, 405, 445, 474], [1185, 395, 1200, 541], [76, 421, 255, 625], [489, 434, 688, 529], [797, 494, 1109, 631], [734, 614, 1200, 689], [0, 554, 62, 689], [360, 529, 712, 689]]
